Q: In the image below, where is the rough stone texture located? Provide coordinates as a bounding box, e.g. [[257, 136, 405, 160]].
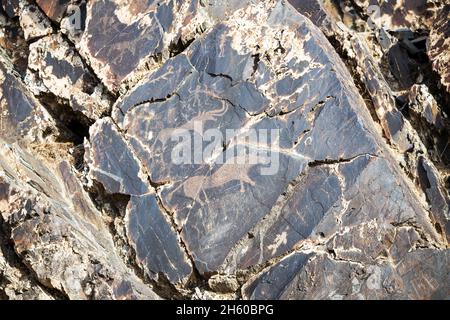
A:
[[0, 0, 20, 18], [35, 0, 71, 23], [291, 0, 450, 239], [408, 84, 444, 129], [126, 194, 193, 284], [428, 5, 450, 94], [350, 0, 443, 31], [0, 55, 55, 143], [243, 248, 449, 299], [18, 2, 52, 41], [0, 7, 29, 75], [0, 0, 449, 300], [26, 34, 111, 120], [0, 143, 160, 299], [75, 0, 254, 93]]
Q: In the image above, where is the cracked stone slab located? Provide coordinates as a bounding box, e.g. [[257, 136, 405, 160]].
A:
[[76, 0, 187, 92], [289, 0, 413, 153], [0, 55, 56, 143], [290, 0, 450, 242], [243, 247, 449, 300], [26, 34, 112, 120], [0, 141, 160, 300], [69, 0, 255, 93], [126, 194, 193, 284], [86, 118, 193, 284], [84, 1, 448, 287], [417, 157, 450, 243], [85, 118, 150, 196], [227, 154, 442, 270]]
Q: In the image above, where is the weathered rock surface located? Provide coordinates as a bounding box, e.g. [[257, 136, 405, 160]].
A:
[[74, 0, 254, 93], [0, 5, 29, 75], [35, 0, 70, 23], [0, 0, 449, 300], [26, 34, 111, 120], [18, 2, 52, 41], [0, 143, 160, 299], [428, 5, 450, 94], [243, 248, 449, 299], [0, 54, 55, 143]]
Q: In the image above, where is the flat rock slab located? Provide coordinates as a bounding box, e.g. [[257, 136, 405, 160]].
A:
[[243, 247, 449, 299], [1, 0, 448, 300], [69, 0, 254, 93], [126, 194, 192, 284], [86, 1, 446, 292], [87, 118, 193, 284]]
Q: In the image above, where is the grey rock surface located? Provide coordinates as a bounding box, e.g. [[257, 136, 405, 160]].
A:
[[0, 0, 448, 300]]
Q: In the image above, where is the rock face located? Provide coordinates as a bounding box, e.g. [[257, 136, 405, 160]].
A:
[[0, 0, 449, 300], [428, 5, 450, 94], [26, 34, 112, 120], [0, 145, 160, 299]]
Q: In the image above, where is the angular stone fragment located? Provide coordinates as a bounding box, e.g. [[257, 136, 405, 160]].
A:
[[0, 56, 55, 143], [229, 154, 443, 269], [242, 252, 312, 299], [388, 43, 420, 89], [126, 194, 192, 284], [77, 0, 178, 92], [18, 3, 52, 41], [348, 0, 442, 31], [0, 141, 160, 300], [408, 84, 444, 129], [85, 118, 150, 196], [35, 0, 71, 23], [26, 34, 111, 120], [208, 274, 240, 294]]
